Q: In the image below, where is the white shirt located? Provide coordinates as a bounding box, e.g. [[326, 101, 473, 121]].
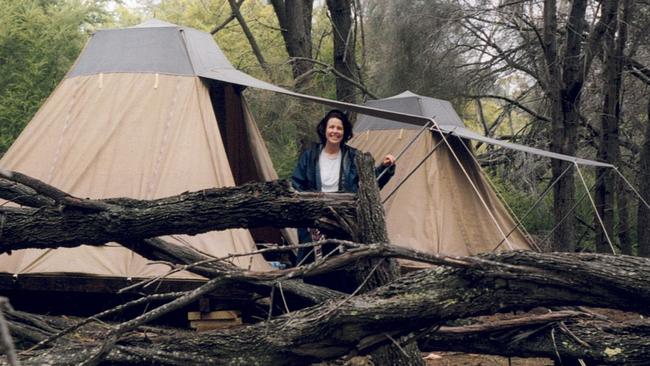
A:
[[319, 149, 342, 192]]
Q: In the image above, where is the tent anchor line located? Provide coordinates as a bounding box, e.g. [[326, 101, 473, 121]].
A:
[[456, 134, 541, 252], [428, 120, 516, 251], [491, 163, 573, 252], [575, 163, 616, 254], [376, 120, 433, 183], [537, 172, 605, 250], [614, 167, 650, 211]]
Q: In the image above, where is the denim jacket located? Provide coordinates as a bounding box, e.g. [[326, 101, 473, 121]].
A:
[[291, 144, 395, 193]]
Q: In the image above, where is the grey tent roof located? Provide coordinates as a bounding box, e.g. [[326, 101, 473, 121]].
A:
[[67, 21, 612, 168], [355, 91, 464, 131], [67, 20, 235, 77]]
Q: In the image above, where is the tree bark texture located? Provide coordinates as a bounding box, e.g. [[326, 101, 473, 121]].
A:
[[353, 153, 423, 365], [419, 312, 650, 365], [543, 0, 576, 252], [614, 0, 634, 256], [3, 170, 650, 365], [326, 0, 358, 103], [0, 178, 356, 253], [637, 97, 650, 257], [595, 0, 624, 254], [270, 0, 314, 84], [9, 251, 650, 365]]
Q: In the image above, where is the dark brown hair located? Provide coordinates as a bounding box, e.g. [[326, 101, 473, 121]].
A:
[[316, 109, 353, 144]]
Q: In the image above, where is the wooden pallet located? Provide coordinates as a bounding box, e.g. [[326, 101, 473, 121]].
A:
[[188, 310, 242, 332]]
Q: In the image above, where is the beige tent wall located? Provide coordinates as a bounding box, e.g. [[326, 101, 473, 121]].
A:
[[350, 129, 531, 260], [242, 100, 279, 182], [0, 73, 269, 277]]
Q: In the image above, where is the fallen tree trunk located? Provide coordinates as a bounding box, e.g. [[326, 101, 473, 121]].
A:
[[3, 170, 650, 365], [0, 176, 356, 253], [352, 152, 423, 365], [8, 250, 650, 365], [420, 312, 650, 365]]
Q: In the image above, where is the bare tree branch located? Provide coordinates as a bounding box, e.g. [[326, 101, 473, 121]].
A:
[[210, 0, 244, 34], [226, 0, 271, 76], [290, 57, 378, 99]]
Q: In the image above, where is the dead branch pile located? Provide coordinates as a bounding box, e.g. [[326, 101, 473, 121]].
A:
[[0, 157, 648, 366]]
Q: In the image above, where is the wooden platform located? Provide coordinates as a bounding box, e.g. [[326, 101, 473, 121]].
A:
[[188, 310, 242, 331]]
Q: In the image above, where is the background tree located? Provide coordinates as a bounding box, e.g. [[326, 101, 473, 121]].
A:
[[364, 0, 472, 102], [325, 0, 359, 103], [269, 0, 314, 86], [0, 0, 110, 156], [594, 0, 629, 254]]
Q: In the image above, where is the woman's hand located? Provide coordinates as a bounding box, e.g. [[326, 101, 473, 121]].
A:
[[382, 154, 396, 167]]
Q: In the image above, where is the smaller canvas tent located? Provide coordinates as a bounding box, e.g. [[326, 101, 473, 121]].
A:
[[0, 20, 287, 290], [349, 91, 534, 258]]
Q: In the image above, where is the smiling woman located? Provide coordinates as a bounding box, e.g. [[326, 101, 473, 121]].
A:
[[290, 109, 396, 264]]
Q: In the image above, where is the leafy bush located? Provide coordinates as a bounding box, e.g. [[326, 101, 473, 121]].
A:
[[0, 0, 109, 154]]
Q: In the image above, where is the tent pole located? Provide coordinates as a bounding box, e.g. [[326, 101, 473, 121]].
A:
[[491, 163, 573, 252], [427, 119, 515, 250], [376, 120, 433, 183], [381, 138, 444, 204], [574, 163, 616, 254], [614, 167, 650, 210]]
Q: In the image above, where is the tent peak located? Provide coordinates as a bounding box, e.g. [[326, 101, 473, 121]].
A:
[[130, 19, 179, 28], [388, 90, 420, 99], [355, 92, 465, 132]]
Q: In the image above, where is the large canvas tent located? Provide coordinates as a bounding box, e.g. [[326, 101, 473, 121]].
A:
[[349, 91, 536, 259], [0, 20, 284, 287]]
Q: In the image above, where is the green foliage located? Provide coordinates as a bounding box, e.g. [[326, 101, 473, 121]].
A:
[[486, 172, 554, 237], [487, 166, 622, 253], [461, 99, 532, 146], [245, 90, 332, 179], [0, 0, 110, 154], [364, 0, 473, 100]]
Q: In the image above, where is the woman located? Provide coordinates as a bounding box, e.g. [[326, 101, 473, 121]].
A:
[[291, 109, 396, 264]]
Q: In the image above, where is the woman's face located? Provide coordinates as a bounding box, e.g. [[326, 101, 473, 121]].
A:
[[325, 117, 344, 146]]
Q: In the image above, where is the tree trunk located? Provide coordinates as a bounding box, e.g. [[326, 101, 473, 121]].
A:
[[638, 97, 650, 257], [353, 153, 423, 365], [226, 0, 270, 75], [270, 0, 314, 85], [618, 186, 633, 255], [4, 171, 650, 364], [595, 0, 625, 254], [326, 0, 358, 103], [419, 313, 650, 365], [543, 0, 573, 252], [0, 177, 356, 252]]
